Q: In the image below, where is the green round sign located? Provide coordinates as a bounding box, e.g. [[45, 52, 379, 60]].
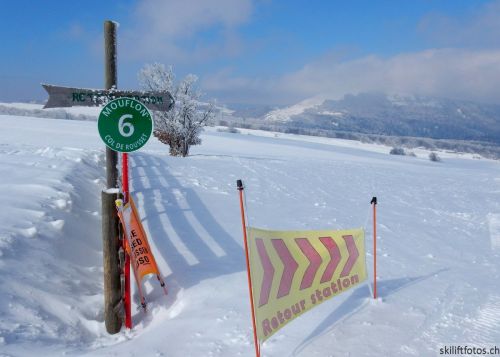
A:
[[98, 98, 153, 152]]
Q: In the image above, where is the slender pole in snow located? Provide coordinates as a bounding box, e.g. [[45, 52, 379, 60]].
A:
[[122, 154, 129, 203], [122, 151, 132, 328], [237, 180, 260, 357], [371, 196, 377, 299]]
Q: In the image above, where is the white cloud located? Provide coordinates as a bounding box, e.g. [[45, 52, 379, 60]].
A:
[[122, 0, 252, 62], [200, 1, 500, 105], [203, 48, 500, 105], [418, 0, 500, 48], [119, 0, 500, 105], [135, 0, 251, 37]]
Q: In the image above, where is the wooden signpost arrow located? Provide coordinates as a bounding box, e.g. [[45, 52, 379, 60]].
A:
[[42, 84, 174, 112]]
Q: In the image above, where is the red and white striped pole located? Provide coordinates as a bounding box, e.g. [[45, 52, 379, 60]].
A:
[[371, 196, 377, 299], [237, 180, 260, 357], [122, 153, 132, 328]]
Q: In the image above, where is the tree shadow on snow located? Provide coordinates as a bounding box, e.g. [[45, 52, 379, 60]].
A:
[[127, 153, 244, 321], [293, 268, 448, 355]]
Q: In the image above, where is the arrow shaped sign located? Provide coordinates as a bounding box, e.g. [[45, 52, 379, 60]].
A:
[[272, 239, 299, 299], [42, 83, 174, 112], [295, 238, 322, 290], [256, 238, 275, 307], [319, 236, 341, 283], [340, 235, 360, 277]]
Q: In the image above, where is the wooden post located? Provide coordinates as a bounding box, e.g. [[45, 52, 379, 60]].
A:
[[104, 20, 132, 329], [102, 189, 122, 333], [102, 20, 124, 333], [104, 20, 118, 188]]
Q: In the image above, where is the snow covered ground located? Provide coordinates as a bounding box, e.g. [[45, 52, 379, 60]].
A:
[[0, 113, 499, 356]]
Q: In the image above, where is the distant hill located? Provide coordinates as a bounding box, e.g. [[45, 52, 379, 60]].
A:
[[258, 93, 500, 145]]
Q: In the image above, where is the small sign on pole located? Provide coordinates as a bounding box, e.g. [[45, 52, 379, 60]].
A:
[[98, 98, 154, 153]]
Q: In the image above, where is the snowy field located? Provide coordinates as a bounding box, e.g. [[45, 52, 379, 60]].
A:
[[0, 114, 499, 356]]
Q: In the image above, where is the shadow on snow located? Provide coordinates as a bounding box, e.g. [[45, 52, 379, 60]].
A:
[[293, 269, 448, 355], [128, 152, 244, 321]]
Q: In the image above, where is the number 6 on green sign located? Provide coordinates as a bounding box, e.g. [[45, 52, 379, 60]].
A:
[[98, 98, 153, 153], [118, 114, 135, 137]]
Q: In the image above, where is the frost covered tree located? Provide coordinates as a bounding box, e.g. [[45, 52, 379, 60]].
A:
[[138, 63, 215, 157]]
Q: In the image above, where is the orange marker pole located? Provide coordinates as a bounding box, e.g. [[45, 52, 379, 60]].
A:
[[371, 196, 377, 299], [237, 180, 260, 357]]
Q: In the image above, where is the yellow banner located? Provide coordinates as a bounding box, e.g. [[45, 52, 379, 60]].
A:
[[247, 227, 367, 341]]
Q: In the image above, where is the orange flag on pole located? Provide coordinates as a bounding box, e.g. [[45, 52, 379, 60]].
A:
[[116, 197, 167, 310]]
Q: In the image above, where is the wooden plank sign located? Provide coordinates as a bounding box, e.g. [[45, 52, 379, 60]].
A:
[[42, 83, 174, 112]]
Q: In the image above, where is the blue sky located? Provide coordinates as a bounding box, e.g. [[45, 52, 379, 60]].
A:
[[1, 0, 499, 105]]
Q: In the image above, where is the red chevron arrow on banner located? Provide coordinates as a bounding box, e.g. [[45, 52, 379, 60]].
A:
[[319, 236, 341, 283], [272, 239, 299, 299], [340, 235, 359, 277], [255, 238, 275, 307], [295, 238, 322, 290]]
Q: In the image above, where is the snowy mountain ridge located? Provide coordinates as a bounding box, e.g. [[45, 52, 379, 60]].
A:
[[257, 93, 500, 145]]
